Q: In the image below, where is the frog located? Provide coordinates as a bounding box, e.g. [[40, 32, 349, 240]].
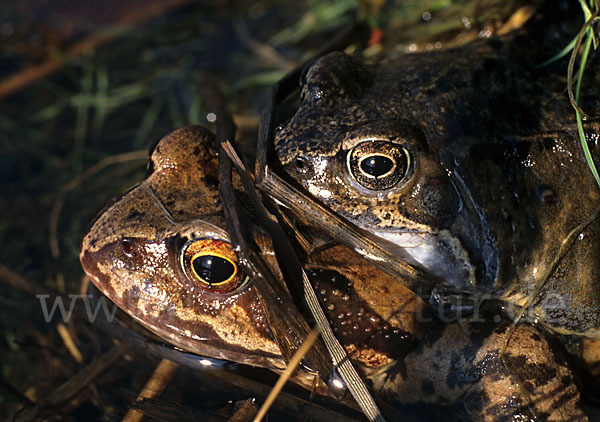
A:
[[80, 126, 290, 371], [272, 10, 600, 338], [80, 126, 588, 420], [308, 245, 586, 421]]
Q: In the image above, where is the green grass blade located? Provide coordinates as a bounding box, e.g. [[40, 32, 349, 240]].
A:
[[541, 0, 595, 67], [539, 35, 578, 67], [574, 28, 600, 189]]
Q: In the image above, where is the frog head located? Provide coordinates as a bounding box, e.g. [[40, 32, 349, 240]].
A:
[[81, 126, 286, 370], [275, 52, 476, 289], [274, 46, 600, 338]]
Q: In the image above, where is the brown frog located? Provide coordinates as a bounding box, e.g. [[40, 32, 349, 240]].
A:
[[80, 126, 587, 420], [273, 14, 600, 338], [81, 126, 287, 370]]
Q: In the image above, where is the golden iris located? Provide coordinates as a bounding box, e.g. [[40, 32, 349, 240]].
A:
[[181, 238, 245, 293]]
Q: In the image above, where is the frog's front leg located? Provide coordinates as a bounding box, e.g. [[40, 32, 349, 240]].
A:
[[369, 321, 586, 421]]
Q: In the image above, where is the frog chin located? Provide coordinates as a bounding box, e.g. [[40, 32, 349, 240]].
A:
[[371, 229, 475, 289]]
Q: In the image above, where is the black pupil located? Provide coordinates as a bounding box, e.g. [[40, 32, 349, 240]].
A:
[[192, 255, 235, 285], [360, 155, 394, 177]]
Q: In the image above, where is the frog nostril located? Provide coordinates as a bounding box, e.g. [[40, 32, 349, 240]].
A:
[[294, 157, 311, 174], [120, 238, 137, 257]]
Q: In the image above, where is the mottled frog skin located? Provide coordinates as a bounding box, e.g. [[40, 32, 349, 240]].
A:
[[274, 28, 600, 337], [81, 127, 286, 370], [309, 245, 586, 421], [81, 127, 587, 420]]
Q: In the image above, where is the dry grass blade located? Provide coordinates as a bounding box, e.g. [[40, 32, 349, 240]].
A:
[[140, 344, 361, 422], [218, 136, 333, 377], [16, 344, 130, 421], [567, 6, 599, 119], [496, 6, 536, 35], [254, 327, 320, 422], [198, 367, 359, 422], [0, 0, 194, 99], [234, 22, 296, 72], [122, 359, 180, 422], [57, 323, 84, 364], [259, 168, 433, 295], [223, 141, 388, 421], [0, 263, 54, 295]]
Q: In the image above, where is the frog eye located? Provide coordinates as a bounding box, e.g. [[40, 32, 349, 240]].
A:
[[181, 238, 247, 293], [347, 141, 410, 190]]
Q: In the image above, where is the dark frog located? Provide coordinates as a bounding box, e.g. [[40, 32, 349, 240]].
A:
[[274, 18, 600, 337], [81, 127, 587, 420]]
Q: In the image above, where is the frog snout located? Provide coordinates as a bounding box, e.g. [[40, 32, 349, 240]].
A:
[[292, 156, 313, 176], [410, 176, 461, 228]]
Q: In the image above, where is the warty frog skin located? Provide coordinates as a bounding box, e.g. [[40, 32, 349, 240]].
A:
[[274, 18, 600, 338]]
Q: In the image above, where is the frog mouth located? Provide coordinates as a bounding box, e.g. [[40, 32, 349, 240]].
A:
[[369, 229, 476, 290], [367, 170, 500, 292]]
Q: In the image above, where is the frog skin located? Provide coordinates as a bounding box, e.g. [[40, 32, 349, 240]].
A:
[[81, 126, 587, 420], [308, 246, 586, 421], [274, 21, 600, 337], [80, 126, 287, 370]]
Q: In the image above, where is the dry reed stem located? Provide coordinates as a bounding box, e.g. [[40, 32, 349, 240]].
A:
[[122, 358, 180, 422], [254, 327, 320, 422], [57, 323, 84, 364]]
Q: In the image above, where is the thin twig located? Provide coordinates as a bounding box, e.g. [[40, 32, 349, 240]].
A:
[[16, 344, 130, 421]]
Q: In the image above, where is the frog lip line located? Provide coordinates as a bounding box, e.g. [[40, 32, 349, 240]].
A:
[[103, 260, 280, 358], [125, 306, 285, 366], [371, 229, 474, 287]]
